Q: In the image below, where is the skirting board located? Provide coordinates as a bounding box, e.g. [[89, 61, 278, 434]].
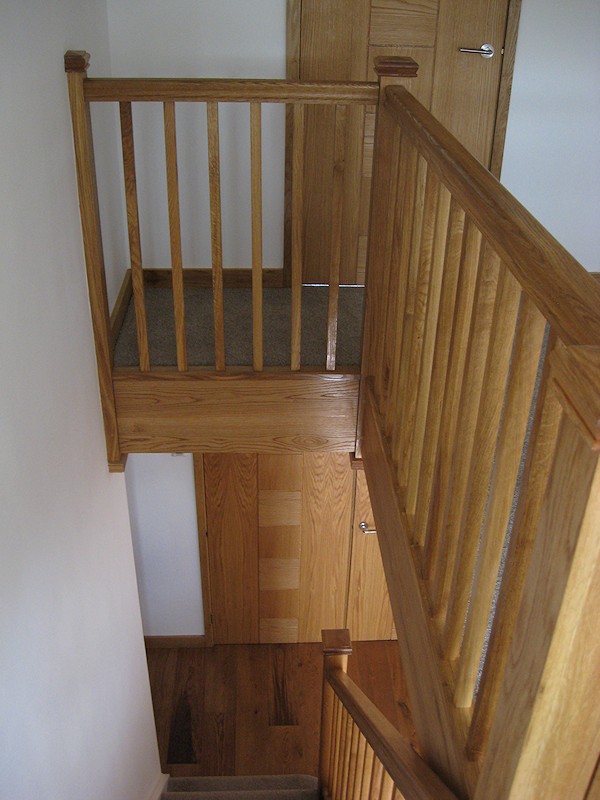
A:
[[145, 773, 169, 800], [145, 635, 208, 649]]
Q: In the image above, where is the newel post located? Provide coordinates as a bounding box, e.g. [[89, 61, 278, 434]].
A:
[[320, 629, 352, 798], [355, 56, 419, 458], [64, 51, 123, 471]]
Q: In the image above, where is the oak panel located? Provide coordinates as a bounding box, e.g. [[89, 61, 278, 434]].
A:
[[113, 371, 360, 453], [370, 0, 439, 48], [204, 454, 259, 644], [346, 470, 395, 640], [299, 453, 355, 641]]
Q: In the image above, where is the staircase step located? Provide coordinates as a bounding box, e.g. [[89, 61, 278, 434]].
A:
[[164, 774, 319, 798]]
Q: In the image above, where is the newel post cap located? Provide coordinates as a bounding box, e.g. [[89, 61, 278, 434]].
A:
[[374, 56, 419, 80], [64, 50, 91, 73]]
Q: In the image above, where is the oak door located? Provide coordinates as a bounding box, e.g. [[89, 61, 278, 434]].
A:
[[290, 0, 519, 283], [202, 452, 395, 643]]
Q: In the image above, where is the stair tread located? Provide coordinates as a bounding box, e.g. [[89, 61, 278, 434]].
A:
[[166, 774, 318, 794]]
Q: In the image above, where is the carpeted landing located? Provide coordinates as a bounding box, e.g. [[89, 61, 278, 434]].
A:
[[162, 774, 319, 799], [113, 286, 364, 368]]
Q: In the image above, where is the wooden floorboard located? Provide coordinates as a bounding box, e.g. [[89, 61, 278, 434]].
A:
[[146, 641, 416, 777]]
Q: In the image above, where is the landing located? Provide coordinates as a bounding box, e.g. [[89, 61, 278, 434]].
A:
[[146, 641, 417, 778]]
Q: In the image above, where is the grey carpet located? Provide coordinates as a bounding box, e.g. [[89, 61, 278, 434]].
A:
[[113, 286, 364, 368], [164, 774, 319, 799]]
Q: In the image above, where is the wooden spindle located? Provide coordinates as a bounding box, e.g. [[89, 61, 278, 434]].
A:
[[431, 241, 499, 622], [64, 51, 122, 469], [384, 144, 419, 437], [291, 103, 304, 370], [424, 219, 482, 592], [394, 168, 442, 489], [321, 630, 352, 798], [207, 101, 225, 371], [326, 104, 347, 371], [454, 293, 547, 707], [250, 102, 263, 371], [163, 101, 188, 372], [119, 101, 150, 371], [444, 265, 522, 660], [379, 772, 395, 800], [352, 732, 369, 800], [339, 711, 355, 799], [360, 743, 375, 800], [334, 706, 349, 798], [466, 331, 560, 757], [405, 189, 458, 530]]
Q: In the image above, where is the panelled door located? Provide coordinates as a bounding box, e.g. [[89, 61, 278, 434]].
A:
[[291, 0, 518, 283], [201, 452, 395, 644]]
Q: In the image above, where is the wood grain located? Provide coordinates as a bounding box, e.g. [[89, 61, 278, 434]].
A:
[[113, 370, 360, 454], [207, 102, 225, 371], [474, 412, 600, 800], [143, 267, 285, 289], [361, 383, 470, 798], [326, 104, 347, 370], [298, 453, 354, 641], [163, 101, 187, 371], [119, 101, 149, 371], [370, 0, 439, 47], [204, 454, 259, 644], [346, 471, 395, 640], [109, 269, 132, 352], [85, 78, 379, 104], [193, 454, 214, 646]]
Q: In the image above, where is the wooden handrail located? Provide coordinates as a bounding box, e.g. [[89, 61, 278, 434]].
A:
[[327, 668, 458, 800], [83, 78, 380, 105], [382, 85, 600, 347]]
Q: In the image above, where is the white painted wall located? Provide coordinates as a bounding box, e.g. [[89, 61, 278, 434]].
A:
[[100, 0, 287, 269], [501, 0, 600, 272], [0, 2, 162, 799], [126, 454, 204, 636]]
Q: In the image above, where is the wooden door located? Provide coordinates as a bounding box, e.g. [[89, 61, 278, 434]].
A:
[[290, 0, 519, 283], [346, 470, 396, 640], [203, 452, 355, 644]]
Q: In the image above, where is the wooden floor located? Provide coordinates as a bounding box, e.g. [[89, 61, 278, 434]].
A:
[[147, 641, 417, 778]]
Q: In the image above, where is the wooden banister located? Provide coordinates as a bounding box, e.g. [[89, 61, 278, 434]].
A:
[[320, 630, 457, 800], [83, 78, 380, 105], [381, 86, 600, 347]]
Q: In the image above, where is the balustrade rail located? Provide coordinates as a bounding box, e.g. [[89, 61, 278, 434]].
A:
[[360, 81, 600, 799]]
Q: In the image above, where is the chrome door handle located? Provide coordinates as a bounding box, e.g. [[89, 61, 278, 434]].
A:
[[359, 521, 377, 534], [459, 43, 495, 59]]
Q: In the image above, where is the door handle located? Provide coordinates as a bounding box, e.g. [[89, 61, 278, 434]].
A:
[[359, 521, 377, 534], [459, 43, 495, 59]]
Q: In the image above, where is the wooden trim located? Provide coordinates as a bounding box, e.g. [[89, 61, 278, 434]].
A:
[[112, 370, 360, 454], [193, 455, 214, 647], [326, 104, 346, 370], [143, 267, 285, 289], [381, 86, 600, 347], [144, 635, 208, 649], [489, 0, 523, 178], [83, 78, 380, 105], [284, 0, 302, 287], [549, 345, 600, 450], [66, 60, 122, 467], [109, 270, 132, 351], [328, 669, 458, 800], [361, 381, 472, 798]]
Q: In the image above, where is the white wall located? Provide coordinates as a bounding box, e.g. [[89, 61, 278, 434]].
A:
[[126, 455, 204, 636], [501, 0, 600, 272], [99, 0, 287, 269], [0, 2, 162, 799]]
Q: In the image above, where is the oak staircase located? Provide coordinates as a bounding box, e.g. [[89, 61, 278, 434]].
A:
[[66, 51, 600, 800]]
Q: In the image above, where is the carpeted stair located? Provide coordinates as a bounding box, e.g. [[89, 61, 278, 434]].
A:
[[162, 774, 319, 800]]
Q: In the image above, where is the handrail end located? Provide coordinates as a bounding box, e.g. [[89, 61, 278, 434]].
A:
[[322, 628, 353, 656], [65, 50, 90, 73]]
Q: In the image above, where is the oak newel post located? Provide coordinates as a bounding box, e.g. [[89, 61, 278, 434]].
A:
[[320, 629, 352, 799], [64, 51, 123, 471]]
